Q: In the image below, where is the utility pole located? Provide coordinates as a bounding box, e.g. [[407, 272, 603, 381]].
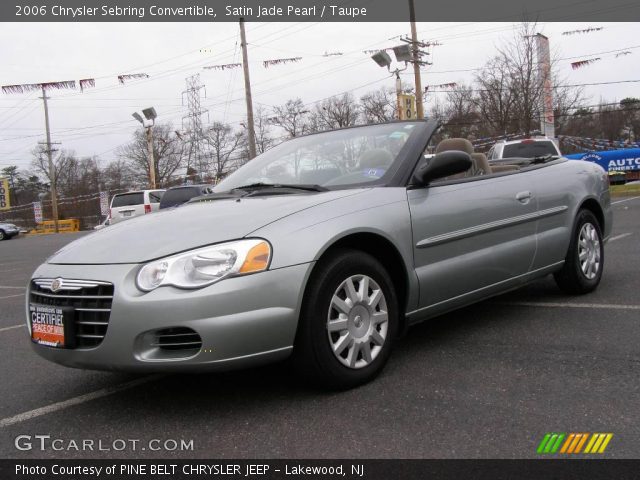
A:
[[132, 107, 158, 188], [239, 18, 257, 160], [146, 126, 156, 189], [408, 0, 424, 118], [41, 86, 59, 233], [395, 71, 403, 120]]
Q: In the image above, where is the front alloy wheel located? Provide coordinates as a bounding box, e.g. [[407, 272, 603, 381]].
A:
[[293, 249, 399, 389], [327, 274, 389, 369]]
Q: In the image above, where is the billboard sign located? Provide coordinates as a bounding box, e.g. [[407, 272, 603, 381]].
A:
[[565, 149, 640, 172], [0, 177, 10, 210]]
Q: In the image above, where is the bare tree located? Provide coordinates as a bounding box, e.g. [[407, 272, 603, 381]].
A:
[[253, 105, 276, 154], [620, 97, 640, 141], [117, 123, 185, 187], [474, 56, 517, 135], [313, 93, 360, 130], [204, 122, 244, 180], [360, 87, 396, 124], [101, 159, 134, 192], [56, 156, 101, 198], [270, 98, 310, 138], [442, 84, 480, 138], [31, 147, 73, 188], [553, 81, 585, 134]]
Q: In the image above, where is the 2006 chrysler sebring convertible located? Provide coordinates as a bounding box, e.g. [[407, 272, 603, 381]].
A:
[[27, 120, 611, 389]]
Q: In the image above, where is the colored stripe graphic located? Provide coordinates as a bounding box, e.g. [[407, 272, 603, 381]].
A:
[[537, 433, 565, 453], [585, 433, 614, 453], [539, 433, 613, 454], [537, 433, 552, 454]]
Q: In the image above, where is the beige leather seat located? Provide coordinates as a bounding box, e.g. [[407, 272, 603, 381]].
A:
[[435, 138, 474, 156], [471, 153, 491, 175], [434, 138, 474, 179]]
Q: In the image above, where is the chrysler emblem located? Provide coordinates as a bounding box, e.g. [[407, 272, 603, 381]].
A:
[[50, 278, 63, 292]]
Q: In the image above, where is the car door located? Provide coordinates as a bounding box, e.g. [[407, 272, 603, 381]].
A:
[[407, 173, 538, 316]]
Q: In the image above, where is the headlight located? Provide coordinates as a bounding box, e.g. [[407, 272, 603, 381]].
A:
[[136, 239, 271, 292]]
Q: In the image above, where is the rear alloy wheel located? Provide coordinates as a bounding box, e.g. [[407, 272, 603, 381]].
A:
[[554, 209, 604, 294], [293, 249, 399, 389], [0, 230, 5, 241]]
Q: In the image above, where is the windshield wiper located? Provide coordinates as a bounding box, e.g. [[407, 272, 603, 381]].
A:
[[230, 183, 328, 194], [187, 191, 246, 204]]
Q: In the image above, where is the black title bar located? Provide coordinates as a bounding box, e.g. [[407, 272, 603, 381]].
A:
[[2, 0, 640, 22], [3, 459, 640, 480]]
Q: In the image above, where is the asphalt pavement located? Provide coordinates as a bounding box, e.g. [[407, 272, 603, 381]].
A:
[[1, 197, 639, 459]]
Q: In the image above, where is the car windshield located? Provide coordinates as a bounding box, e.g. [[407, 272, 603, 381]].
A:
[[503, 141, 558, 158], [215, 122, 421, 192], [160, 187, 205, 208]]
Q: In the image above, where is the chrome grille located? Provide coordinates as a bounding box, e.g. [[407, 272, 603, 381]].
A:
[[30, 278, 113, 349], [153, 327, 202, 352]]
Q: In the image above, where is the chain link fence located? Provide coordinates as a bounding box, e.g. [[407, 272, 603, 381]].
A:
[[0, 189, 128, 231]]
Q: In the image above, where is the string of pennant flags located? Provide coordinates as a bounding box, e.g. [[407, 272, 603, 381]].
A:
[[425, 82, 458, 92], [559, 135, 640, 150], [562, 27, 603, 36], [571, 58, 601, 70], [470, 131, 543, 150], [1, 40, 444, 93], [1, 73, 150, 94], [570, 48, 633, 70]]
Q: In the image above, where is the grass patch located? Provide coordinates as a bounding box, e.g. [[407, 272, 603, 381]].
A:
[[610, 183, 640, 197]]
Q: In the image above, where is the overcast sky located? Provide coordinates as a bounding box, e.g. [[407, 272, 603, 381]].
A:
[[0, 21, 637, 170]]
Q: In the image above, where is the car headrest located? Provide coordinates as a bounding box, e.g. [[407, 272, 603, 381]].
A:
[[358, 149, 394, 169], [471, 153, 491, 175], [435, 138, 474, 155]]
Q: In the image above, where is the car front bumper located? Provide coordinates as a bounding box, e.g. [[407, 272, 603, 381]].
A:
[[27, 262, 313, 372]]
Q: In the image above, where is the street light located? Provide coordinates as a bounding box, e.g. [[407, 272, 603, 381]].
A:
[[392, 44, 413, 63], [142, 107, 157, 121], [371, 51, 392, 69], [371, 48, 408, 120], [132, 107, 157, 189]]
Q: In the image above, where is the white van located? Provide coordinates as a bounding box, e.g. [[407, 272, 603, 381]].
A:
[[109, 190, 165, 224]]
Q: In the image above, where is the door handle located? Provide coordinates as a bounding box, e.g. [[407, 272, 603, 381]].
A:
[[516, 191, 532, 204]]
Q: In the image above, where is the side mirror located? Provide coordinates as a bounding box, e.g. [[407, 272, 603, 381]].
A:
[[413, 150, 473, 185]]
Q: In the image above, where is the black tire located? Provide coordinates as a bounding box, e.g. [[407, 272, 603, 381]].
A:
[[554, 209, 604, 294], [292, 248, 399, 390], [0, 230, 5, 241]]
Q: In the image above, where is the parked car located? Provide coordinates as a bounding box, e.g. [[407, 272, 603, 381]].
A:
[[0, 222, 19, 240], [159, 184, 214, 209], [488, 137, 561, 161], [27, 120, 611, 389], [109, 189, 165, 224]]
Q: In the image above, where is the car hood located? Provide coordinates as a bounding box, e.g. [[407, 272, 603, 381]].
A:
[[48, 189, 366, 264]]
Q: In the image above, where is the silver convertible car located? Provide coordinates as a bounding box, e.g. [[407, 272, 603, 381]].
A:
[[27, 120, 611, 389]]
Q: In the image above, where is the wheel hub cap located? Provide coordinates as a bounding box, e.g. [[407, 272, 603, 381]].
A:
[[578, 222, 601, 280], [327, 274, 389, 370]]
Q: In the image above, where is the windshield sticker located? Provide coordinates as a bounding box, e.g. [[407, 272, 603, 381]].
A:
[[363, 168, 386, 178]]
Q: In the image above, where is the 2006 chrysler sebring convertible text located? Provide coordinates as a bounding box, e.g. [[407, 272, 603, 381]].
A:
[[27, 120, 611, 389]]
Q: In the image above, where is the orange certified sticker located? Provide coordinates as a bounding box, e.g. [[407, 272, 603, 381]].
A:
[[30, 304, 67, 347]]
